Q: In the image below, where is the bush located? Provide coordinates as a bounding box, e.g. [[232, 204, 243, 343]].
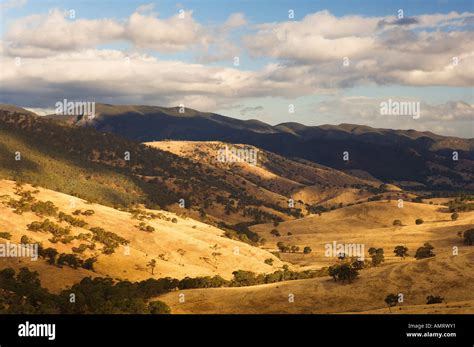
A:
[[264, 258, 274, 266], [58, 212, 87, 227], [276, 241, 289, 253], [270, 229, 281, 237], [328, 263, 359, 284], [463, 229, 474, 245], [451, 212, 459, 221], [148, 301, 171, 314], [415, 219, 424, 225], [31, 201, 58, 217], [385, 294, 399, 312], [392, 219, 402, 226], [303, 246, 312, 254], [0, 232, 12, 240], [89, 227, 129, 254], [426, 295, 443, 305], [415, 243, 435, 259], [368, 247, 384, 266]]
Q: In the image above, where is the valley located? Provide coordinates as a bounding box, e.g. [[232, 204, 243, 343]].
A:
[[0, 106, 472, 314]]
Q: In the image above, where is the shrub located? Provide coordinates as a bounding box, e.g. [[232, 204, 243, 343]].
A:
[[57, 253, 82, 269], [368, 247, 384, 266], [328, 263, 359, 284], [31, 201, 58, 217], [415, 219, 424, 225], [451, 212, 459, 221], [415, 243, 435, 259], [393, 246, 409, 259], [0, 232, 12, 240], [426, 295, 444, 304], [463, 228, 474, 245], [276, 241, 289, 253], [58, 212, 87, 227], [392, 219, 402, 226], [270, 229, 281, 237], [264, 258, 274, 266], [148, 301, 171, 314], [303, 246, 312, 254], [385, 294, 399, 312]]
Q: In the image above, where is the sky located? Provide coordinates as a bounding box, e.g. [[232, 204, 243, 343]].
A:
[[0, 0, 473, 137]]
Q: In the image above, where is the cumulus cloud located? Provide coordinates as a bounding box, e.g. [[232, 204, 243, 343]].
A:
[[3, 8, 205, 56], [0, 49, 272, 108], [245, 10, 474, 87], [223, 12, 247, 29]]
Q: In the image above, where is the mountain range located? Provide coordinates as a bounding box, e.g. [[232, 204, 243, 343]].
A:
[[39, 103, 473, 190]]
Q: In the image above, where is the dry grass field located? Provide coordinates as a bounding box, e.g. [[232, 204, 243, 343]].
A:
[[155, 249, 474, 314], [0, 179, 283, 292]]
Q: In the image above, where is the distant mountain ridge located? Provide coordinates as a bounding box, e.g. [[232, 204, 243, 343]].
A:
[[4, 103, 474, 190]]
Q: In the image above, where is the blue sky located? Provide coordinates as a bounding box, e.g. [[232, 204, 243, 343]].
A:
[[1, 0, 473, 137]]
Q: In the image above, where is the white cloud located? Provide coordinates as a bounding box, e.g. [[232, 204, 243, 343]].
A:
[[245, 11, 474, 87], [3, 8, 205, 56], [125, 10, 205, 51], [0, 0, 27, 11], [223, 13, 247, 29]]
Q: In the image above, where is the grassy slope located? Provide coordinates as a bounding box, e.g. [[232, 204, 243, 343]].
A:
[[251, 200, 473, 268], [0, 180, 284, 293], [155, 249, 474, 314]]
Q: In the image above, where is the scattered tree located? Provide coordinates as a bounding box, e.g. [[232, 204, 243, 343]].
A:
[[463, 228, 474, 246], [147, 259, 157, 275], [415, 218, 424, 225], [369, 247, 384, 266], [415, 243, 435, 259], [385, 294, 398, 312], [393, 246, 409, 259]]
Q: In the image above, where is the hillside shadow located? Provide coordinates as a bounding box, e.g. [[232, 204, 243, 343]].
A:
[[0, 143, 41, 173]]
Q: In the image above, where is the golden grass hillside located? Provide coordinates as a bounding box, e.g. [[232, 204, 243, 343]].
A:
[[0, 180, 284, 293], [250, 200, 473, 268], [146, 140, 378, 208], [155, 249, 474, 314]]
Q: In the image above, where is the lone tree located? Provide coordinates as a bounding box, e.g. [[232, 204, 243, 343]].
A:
[[385, 294, 399, 312], [463, 228, 474, 246], [303, 246, 312, 254], [426, 295, 444, 305], [451, 212, 459, 221], [369, 247, 384, 266], [394, 246, 409, 259], [147, 259, 157, 275], [415, 243, 435, 259], [177, 249, 186, 266]]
